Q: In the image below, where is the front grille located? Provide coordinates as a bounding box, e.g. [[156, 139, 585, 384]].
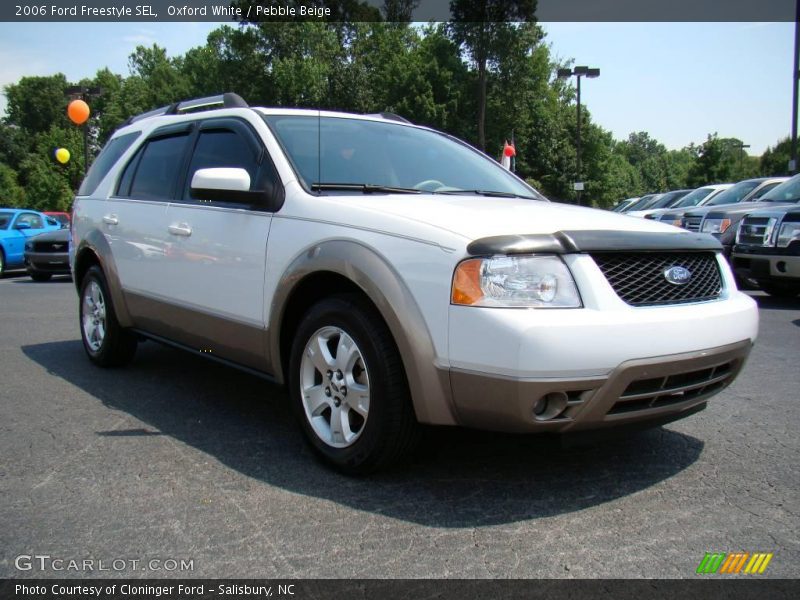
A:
[[608, 360, 736, 415], [592, 252, 722, 306], [737, 216, 772, 246], [684, 216, 703, 232], [33, 241, 69, 253]]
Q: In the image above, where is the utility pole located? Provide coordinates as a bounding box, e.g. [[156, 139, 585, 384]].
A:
[[791, 0, 799, 174]]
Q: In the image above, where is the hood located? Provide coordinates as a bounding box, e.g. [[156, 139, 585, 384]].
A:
[[337, 194, 682, 241], [742, 205, 800, 219], [702, 200, 799, 218], [29, 228, 70, 243]]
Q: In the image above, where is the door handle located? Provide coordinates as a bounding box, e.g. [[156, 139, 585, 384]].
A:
[[102, 214, 119, 226], [168, 223, 192, 237]]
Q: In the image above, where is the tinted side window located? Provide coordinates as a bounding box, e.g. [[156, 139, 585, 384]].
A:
[[116, 146, 142, 197], [184, 130, 259, 200], [129, 134, 190, 201], [78, 131, 141, 196]]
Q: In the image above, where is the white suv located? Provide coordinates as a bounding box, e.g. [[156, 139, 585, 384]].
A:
[[71, 94, 758, 473]]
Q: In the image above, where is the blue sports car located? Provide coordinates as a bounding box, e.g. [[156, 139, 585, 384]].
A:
[[0, 209, 63, 277]]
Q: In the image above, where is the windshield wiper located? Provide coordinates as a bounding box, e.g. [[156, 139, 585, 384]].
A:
[[432, 189, 536, 199], [311, 183, 421, 194]]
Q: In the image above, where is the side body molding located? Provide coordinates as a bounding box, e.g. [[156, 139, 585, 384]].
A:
[[73, 229, 134, 327], [267, 240, 457, 426]]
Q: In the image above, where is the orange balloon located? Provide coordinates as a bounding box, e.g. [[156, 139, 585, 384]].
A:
[[67, 99, 90, 125]]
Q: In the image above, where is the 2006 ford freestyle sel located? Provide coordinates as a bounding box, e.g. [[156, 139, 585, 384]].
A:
[[70, 94, 758, 473]]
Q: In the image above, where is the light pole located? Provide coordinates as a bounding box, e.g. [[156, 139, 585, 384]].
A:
[[558, 66, 600, 206], [66, 85, 103, 174], [791, 0, 799, 174]]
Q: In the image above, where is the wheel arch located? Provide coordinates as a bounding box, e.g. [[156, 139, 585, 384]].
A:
[[73, 230, 133, 327], [268, 240, 457, 426]]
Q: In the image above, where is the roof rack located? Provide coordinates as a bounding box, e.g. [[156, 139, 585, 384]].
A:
[[124, 93, 249, 125], [366, 112, 411, 124]]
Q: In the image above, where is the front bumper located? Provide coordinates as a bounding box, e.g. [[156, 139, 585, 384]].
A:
[[732, 251, 800, 284], [24, 251, 71, 275], [449, 339, 752, 433]]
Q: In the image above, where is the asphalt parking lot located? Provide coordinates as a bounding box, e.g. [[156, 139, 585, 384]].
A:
[[0, 273, 798, 579]]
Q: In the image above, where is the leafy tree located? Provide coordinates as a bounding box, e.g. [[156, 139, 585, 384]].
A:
[[4, 74, 70, 133], [760, 136, 791, 176], [447, 0, 537, 151], [0, 162, 26, 207], [17, 153, 73, 211], [0, 123, 31, 172], [687, 133, 757, 186], [382, 0, 418, 21]]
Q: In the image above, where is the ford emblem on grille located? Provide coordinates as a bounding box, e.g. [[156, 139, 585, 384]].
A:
[[664, 266, 692, 285]]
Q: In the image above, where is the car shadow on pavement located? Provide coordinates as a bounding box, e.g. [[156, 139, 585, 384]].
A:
[[750, 292, 800, 311], [23, 339, 704, 528]]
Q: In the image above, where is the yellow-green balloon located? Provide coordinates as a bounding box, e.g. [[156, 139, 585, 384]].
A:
[[55, 148, 70, 164]]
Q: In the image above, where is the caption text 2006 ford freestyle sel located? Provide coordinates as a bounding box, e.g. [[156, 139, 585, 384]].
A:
[[70, 93, 758, 473]]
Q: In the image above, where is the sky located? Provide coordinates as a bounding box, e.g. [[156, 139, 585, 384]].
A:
[[0, 21, 793, 155]]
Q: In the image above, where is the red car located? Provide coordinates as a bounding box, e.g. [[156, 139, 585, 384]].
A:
[[43, 211, 70, 228]]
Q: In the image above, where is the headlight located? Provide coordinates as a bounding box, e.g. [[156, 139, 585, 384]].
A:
[[451, 255, 581, 308], [777, 222, 800, 248], [701, 218, 732, 234], [24, 241, 33, 251]]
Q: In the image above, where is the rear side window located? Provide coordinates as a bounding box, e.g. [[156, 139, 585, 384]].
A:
[[129, 134, 190, 201], [78, 131, 141, 196]]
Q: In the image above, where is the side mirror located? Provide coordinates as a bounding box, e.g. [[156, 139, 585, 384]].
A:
[[190, 167, 283, 212], [15, 222, 31, 230], [192, 167, 251, 193]]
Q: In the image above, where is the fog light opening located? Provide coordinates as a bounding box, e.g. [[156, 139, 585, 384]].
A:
[[533, 391, 569, 421]]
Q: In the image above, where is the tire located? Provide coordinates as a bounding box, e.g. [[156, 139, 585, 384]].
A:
[[29, 272, 52, 282], [288, 295, 420, 475], [760, 283, 800, 299], [79, 265, 137, 367], [0, 248, 5, 278]]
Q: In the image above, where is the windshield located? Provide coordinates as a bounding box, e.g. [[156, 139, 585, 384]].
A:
[[672, 187, 714, 208], [623, 194, 657, 211], [648, 191, 689, 209], [705, 180, 760, 206], [264, 115, 542, 199], [759, 175, 800, 203], [0, 212, 12, 230]]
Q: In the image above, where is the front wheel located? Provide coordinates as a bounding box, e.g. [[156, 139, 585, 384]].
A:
[[288, 295, 419, 474], [29, 272, 52, 282], [79, 266, 137, 367]]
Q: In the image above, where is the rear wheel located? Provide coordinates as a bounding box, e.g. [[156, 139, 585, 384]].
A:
[[79, 266, 137, 367], [29, 272, 52, 282], [288, 295, 419, 474]]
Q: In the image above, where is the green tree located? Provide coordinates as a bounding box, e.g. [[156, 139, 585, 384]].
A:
[[447, 0, 537, 150], [687, 133, 757, 186], [4, 74, 70, 134], [0, 162, 26, 207], [760, 136, 791, 176]]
